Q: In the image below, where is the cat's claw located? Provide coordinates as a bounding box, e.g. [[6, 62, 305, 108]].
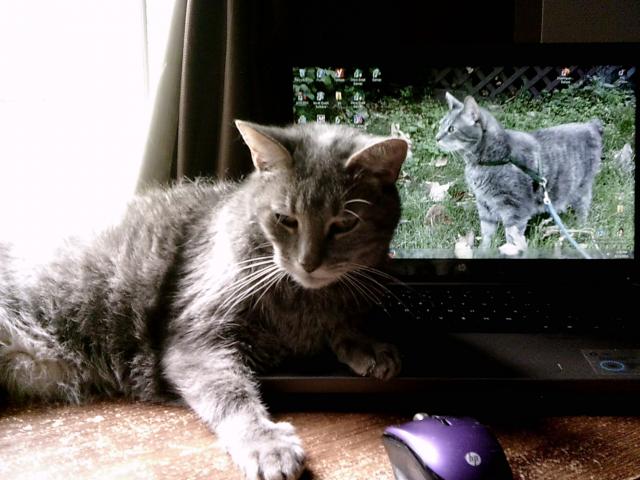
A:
[[227, 419, 306, 480]]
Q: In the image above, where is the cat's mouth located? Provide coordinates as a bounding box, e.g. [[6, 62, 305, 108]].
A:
[[271, 250, 343, 289], [436, 139, 457, 152], [289, 268, 340, 290], [274, 256, 340, 289]]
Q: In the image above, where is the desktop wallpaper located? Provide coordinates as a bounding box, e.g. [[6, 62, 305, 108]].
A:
[[293, 66, 635, 259]]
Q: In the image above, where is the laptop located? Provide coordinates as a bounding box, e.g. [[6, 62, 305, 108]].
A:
[[260, 44, 639, 414]]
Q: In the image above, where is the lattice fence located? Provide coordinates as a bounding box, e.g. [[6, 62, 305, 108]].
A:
[[429, 65, 636, 98]]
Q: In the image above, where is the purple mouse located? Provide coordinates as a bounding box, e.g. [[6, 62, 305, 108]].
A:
[[383, 414, 513, 480]]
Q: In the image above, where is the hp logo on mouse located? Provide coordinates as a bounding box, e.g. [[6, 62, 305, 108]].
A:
[[465, 451, 482, 467]]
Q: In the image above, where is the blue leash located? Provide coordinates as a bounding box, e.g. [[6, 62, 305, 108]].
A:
[[540, 180, 592, 259]]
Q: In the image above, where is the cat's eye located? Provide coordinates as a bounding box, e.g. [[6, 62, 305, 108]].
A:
[[275, 213, 298, 229], [448, 125, 455, 133], [330, 215, 359, 236]]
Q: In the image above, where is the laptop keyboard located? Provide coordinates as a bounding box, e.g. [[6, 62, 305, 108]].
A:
[[373, 284, 631, 333]]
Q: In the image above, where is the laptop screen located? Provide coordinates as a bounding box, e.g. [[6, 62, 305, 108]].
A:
[[292, 63, 636, 261]]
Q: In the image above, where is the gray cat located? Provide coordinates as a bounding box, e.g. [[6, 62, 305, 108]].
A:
[[0, 121, 408, 480], [436, 92, 602, 256]]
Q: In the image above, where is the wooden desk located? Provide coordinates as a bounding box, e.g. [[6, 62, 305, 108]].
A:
[[1, 400, 639, 479]]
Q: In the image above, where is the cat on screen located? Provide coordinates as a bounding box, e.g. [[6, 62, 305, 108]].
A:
[[436, 92, 602, 256], [0, 122, 408, 480]]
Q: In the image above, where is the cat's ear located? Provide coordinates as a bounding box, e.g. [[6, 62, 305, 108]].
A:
[[235, 120, 292, 172], [346, 138, 408, 184], [462, 96, 480, 123], [445, 91, 463, 110]]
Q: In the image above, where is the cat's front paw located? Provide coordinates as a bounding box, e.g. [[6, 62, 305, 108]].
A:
[[498, 242, 524, 256], [336, 339, 402, 380], [226, 419, 306, 480]]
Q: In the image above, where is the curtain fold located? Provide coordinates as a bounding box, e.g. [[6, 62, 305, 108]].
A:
[[176, 0, 230, 180], [136, 0, 188, 190], [137, 0, 288, 191]]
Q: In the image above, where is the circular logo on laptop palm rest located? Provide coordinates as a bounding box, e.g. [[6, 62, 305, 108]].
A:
[[583, 350, 640, 375]]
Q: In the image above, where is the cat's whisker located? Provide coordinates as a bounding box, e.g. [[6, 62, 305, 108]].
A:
[[347, 270, 387, 303], [337, 275, 363, 309], [349, 267, 418, 319], [232, 259, 275, 274], [349, 262, 408, 287], [348, 264, 412, 312], [221, 265, 281, 301], [252, 270, 287, 310], [217, 264, 277, 297], [216, 265, 280, 307], [340, 273, 370, 305], [233, 255, 274, 266], [343, 198, 373, 207], [229, 267, 284, 313], [344, 209, 362, 222], [342, 272, 381, 306], [251, 242, 273, 252], [352, 269, 401, 299], [219, 266, 283, 314]]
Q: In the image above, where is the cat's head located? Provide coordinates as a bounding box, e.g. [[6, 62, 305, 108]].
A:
[[236, 121, 408, 290], [435, 92, 484, 153]]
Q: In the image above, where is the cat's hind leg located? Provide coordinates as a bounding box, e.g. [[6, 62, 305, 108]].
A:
[[571, 183, 594, 225], [0, 310, 85, 403]]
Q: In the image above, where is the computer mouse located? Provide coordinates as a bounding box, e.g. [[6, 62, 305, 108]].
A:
[[383, 413, 513, 480]]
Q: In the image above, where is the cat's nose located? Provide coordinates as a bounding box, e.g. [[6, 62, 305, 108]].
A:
[[298, 250, 322, 272], [299, 259, 320, 273]]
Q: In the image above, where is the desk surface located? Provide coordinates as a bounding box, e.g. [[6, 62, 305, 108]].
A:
[[1, 400, 640, 480]]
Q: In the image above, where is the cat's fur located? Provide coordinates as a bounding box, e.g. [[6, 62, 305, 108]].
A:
[[436, 92, 602, 255], [0, 121, 408, 480]]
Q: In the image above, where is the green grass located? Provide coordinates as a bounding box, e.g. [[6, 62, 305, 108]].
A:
[[365, 81, 635, 258]]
